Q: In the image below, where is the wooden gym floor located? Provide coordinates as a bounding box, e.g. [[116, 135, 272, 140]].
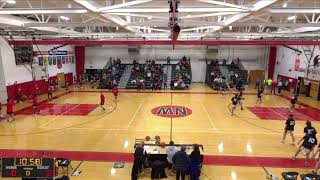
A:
[[0, 83, 320, 180]]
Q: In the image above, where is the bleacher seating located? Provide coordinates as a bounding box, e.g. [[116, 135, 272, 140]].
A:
[[226, 64, 248, 85], [126, 64, 145, 89], [171, 63, 191, 90], [98, 64, 126, 89], [205, 62, 222, 88]]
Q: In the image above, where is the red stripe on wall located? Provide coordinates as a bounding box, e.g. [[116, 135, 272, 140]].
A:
[[268, 46, 277, 79], [75, 46, 85, 80]]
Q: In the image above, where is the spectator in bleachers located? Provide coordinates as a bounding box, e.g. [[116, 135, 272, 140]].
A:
[[167, 56, 171, 64]]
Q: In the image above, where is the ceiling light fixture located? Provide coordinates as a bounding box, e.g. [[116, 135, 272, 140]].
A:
[[6, 0, 16, 4], [287, 15, 296, 21], [60, 16, 70, 21], [282, 0, 288, 8]]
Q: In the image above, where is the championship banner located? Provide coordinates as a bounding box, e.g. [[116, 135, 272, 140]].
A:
[[57, 56, 62, 69], [43, 56, 48, 66]]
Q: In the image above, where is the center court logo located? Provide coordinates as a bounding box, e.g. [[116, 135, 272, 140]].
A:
[[151, 105, 192, 118]]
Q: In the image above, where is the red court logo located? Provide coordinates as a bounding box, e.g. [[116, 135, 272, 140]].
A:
[[151, 105, 192, 118]]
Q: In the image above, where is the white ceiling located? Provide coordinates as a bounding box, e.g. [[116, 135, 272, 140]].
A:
[[0, 0, 320, 41]]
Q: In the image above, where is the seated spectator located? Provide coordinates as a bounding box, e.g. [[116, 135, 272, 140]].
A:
[[176, 65, 181, 71], [173, 146, 190, 180]]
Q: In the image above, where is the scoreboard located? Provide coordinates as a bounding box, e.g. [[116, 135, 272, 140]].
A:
[[1, 158, 55, 178]]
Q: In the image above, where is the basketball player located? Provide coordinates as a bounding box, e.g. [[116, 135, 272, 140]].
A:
[[100, 92, 105, 111], [237, 90, 244, 110], [47, 85, 53, 101], [0, 101, 3, 119], [112, 86, 119, 101], [230, 94, 239, 116], [256, 87, 264, 106], [304, 121, 317, 136], [290, 95, 298, 111], [311, 144, 320, 174], [6, 99, 15, 123], [292, 133, 317, 166], [32, 95, 38, 115], [280, 114, 295, 145]]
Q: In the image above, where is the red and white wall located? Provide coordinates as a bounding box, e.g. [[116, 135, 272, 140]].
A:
[[85, 45, 268, 82], [0, 37, 77, 103], [274, 46, 320, 82], [33, 45, 76, 77]]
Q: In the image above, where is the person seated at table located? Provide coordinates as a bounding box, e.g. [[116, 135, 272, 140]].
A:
[[134, 142, 146, 174], [166, 141, 179, 170], [172, 146, 190, 180]]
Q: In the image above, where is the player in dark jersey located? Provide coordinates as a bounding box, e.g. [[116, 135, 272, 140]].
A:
[[292, 134, 317, 166], [256, 87, 264, 106], [312, 143, 320, 174], [290, 95, 298, 111], [230, 94, 239, 116], [304, 121, 317, 136], [280, 114, 295, 145], [237, 90, 244, 110]]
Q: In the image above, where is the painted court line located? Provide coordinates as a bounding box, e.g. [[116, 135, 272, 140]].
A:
[[127, 100, 145, 128], [201, 103, 218, 130], [268, 108, 288, 120], [47, 127, 290, 135], [39, 103, 82, 128]]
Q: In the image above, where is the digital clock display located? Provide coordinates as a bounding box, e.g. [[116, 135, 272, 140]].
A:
[[1, 158, 55, 178], [16, 158, 42, 166]]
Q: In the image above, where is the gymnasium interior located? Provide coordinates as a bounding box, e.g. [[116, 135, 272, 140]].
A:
[[0, 0, 320, 179]]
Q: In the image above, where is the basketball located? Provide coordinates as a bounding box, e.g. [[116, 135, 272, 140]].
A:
[[145, 136, 150, 141]]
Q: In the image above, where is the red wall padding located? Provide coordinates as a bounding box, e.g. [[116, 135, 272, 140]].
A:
[[75, 46, 85, 80], [7, 80, 47, 100], [6, 73, 73, 100], [65, 73, 73, 84], [268, 46, 277, 79]]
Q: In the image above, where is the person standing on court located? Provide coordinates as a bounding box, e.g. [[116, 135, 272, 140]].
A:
[[100, 92, 105, 111], [112, 86, 118, 101], [304, 121, 317, 136], [166, 141, 179, 170], [255, 78, 260, 89], [6, 99, 15, 123], [172, 146, 190, 180], [280, 114, 295, 145]]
